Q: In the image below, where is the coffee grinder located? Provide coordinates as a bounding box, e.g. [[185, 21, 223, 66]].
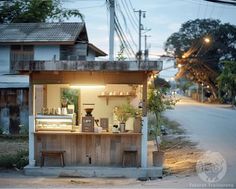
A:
[[82, 103, 95, 132]]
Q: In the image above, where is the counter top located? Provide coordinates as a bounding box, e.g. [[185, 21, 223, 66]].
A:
[[34, 131, 142, 135]]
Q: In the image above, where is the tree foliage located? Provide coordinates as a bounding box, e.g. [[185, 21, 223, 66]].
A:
[[116, 44, 126, 61], [148, 82, 175, 150], [114, 103, 137, 123], [164, 19, 236, 99], [0, 0, 83, 23], [217, 61, 236, 105]]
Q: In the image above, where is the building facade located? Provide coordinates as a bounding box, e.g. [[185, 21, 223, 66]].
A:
[[0, 22, 106, 134]]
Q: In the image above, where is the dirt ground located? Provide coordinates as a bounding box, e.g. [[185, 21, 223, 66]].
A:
[[162, 135, 203, 176]]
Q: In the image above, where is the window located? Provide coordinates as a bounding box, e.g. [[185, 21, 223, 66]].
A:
[[10, 45, 34, 72]]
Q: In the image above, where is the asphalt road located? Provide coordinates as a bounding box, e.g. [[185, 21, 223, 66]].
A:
[[164, 96, 236, 187]]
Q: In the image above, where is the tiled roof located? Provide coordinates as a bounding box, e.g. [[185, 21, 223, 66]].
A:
[[0, 22, 86, 43]]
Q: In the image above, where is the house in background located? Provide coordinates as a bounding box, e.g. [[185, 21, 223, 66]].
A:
[[0, 22, 106, 134]]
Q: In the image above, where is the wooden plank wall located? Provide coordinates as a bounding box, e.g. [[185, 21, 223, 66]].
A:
[[35, 134, 141, 167]]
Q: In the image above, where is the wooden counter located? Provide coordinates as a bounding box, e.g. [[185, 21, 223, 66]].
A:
[[34, 131, 141, 167], [34, 131, 142, 135]]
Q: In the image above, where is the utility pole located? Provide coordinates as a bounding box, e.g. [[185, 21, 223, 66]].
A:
[[109, 0, 115, 61], [134, 10, 146, 62], [144, 35, 151, 61]]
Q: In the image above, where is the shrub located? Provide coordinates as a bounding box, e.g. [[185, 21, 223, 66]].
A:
[[0, 150, 28, 169]]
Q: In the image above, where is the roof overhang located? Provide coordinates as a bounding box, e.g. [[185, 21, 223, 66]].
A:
[[0, 41, 75, 45], [30, 71, 149, 85], [88, 43, 107, 57], [15, 60, 163, 73]]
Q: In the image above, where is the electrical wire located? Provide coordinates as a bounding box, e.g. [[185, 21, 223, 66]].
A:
[[127, 0, 138, 21], [115, 15, 136, 56], [115, 27, 132, 59], [116, 3, 138, 48], [121, 0, 139, 29]]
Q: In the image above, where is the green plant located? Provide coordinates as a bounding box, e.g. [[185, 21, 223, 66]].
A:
[[0, 150, 28, 169], [19, 125, 28, 135], [148, 87, 176, 151], [0, 0, 83, 23], [114, 103, 137, 123], [217, 61, 236, 105], [116, 44, 127, 61]]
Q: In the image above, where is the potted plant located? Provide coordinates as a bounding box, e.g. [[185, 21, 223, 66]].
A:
[[114, 103, 137, 132], [148, 85, 175, 166]]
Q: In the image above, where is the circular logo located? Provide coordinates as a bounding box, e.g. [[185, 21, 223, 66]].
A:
[[196, 151, 227, 183]]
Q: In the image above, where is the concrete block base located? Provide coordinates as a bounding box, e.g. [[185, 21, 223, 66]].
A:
[[24, 165, 162, 178]]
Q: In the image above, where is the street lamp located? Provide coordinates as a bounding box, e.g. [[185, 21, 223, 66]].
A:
[[204, 37, 210, 44], [177, 64, 182, 68]]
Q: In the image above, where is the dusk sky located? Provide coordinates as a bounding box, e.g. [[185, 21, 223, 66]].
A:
[[63, 0, 236, 79]]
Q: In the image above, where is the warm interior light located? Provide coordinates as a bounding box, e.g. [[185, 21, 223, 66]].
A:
[[204, 37, 210, 43], [182, 55, 186, 58], [70, 85, 105, 89], [177, 64, 182, 68]]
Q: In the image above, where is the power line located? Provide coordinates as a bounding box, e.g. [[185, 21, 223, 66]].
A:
[[121, 0, 139, 29], [115, 26, 132, 58], [127, 0, 139, 21], [115, 15, 136, 56], [116, 2, 138, 48], [205, 0, 236, 6]]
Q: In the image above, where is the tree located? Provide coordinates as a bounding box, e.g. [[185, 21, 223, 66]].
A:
[[116, 44, 126, 61], [0, 0, 83, 23], [164, 19, 236, 99], [148, 80, 175, 151], [217, 61, 236, 105]]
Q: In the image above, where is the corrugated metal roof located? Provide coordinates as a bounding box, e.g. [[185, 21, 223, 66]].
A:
[[0, 74, 29, 88], [0, 22, 86, 43]]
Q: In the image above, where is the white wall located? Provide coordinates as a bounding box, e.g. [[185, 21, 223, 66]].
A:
[[0, 45, 10, 73], [34, 45, 60, 61], [46, 84, 64, 109], [80, 85, 139, 130]]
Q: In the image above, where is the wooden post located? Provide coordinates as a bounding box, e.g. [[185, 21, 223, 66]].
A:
[[141, 75, 148, 168], [28, 75, 36, 166]]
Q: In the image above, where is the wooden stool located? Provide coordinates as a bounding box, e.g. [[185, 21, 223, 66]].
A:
[[40, 150, 65, 167], [122, 147, 138, 167]]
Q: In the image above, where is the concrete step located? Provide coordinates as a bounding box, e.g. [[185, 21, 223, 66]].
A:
[[24, 165, 163, 178]]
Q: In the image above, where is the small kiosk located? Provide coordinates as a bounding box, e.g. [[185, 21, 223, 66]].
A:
[[17, 60, 163, 177]]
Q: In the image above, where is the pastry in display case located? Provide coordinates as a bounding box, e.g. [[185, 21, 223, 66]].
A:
[[35, 114, 75, 131]]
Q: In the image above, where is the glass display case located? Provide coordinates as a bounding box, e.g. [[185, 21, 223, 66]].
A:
[[35, 114, 75, 131]]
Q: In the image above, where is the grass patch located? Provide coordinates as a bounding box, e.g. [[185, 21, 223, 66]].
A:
[[148, 114, 185, 141], [162, 116, 185, 135], [160, 139, 176, 151], [0, 135, 28, 142]]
